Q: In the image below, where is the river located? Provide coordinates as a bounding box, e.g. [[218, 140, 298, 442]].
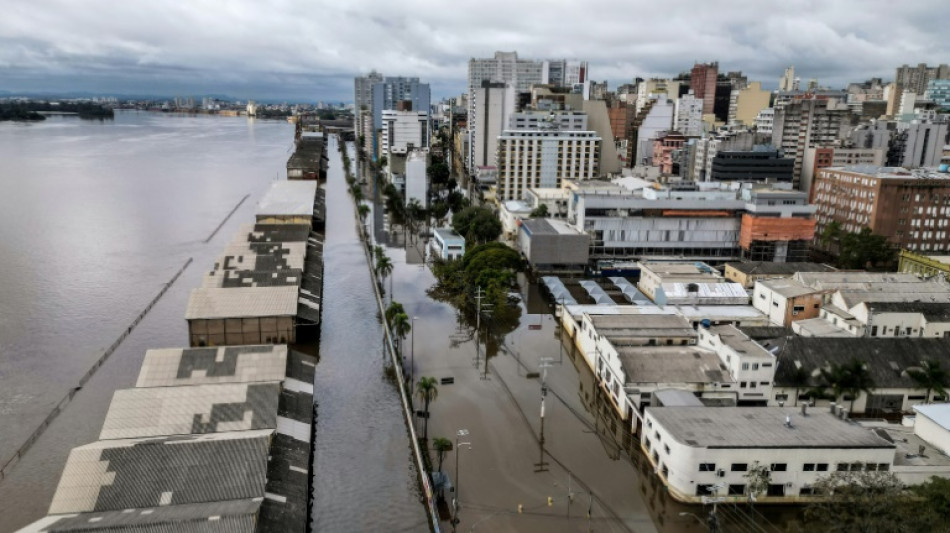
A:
[[0, 113, 425, 532]]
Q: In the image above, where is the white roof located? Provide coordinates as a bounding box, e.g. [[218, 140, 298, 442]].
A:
[[660, 282, 749, 299], [256, 181, 317, 217], [185, 286, 299, 319], [914, 404, 950, 431]]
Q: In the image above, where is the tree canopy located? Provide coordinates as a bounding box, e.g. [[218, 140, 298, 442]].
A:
[[452, 206, 502, 245], [530, 204, 549, 218], [821, 223, 896, 270]]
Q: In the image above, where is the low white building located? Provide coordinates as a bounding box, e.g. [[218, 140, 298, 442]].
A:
[[499, 200, 533, 243], [698, 325, 777, 405], [641, 406, 896, 502], [637, 261, 723, 302], [913, 404, 950, 456], [431, 228, 465, 261]]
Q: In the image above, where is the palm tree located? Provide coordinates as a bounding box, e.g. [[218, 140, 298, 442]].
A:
[[416, 377, 438, 441], [375, 254, 393, 299], [908, 360, 949, 403], [432, 437, 452, 473], [391, 311, 411, 356], [385, 301, 405, 325], [374, 245, 385, 264], [357, 203, 370, 223], [821, 359, 875, 413], [787, 365, 813, 407]]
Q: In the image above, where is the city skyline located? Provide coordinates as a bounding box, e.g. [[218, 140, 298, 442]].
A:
[[3, 0, 950, 102]]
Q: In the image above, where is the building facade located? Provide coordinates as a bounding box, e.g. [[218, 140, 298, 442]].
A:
[[496, 129, 600, 201], [380, 110, 429, 155], [771, 96, 854, 189], [811, 166, 950, 254], [690, 62, 719, 115], [895, 63, 950, 96]]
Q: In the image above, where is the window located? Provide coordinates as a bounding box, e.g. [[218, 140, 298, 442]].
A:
[[803, 463, 816, 472], [664, 445, 671, 455], [731, 463, 748, 472], [770, 463, 787, 472], [837, 463, 849, 472], [878, 463, 890, 471], [696, 484, 713, 497], [741, 363, 750, 371], [699, 463, 716, 472], [752, 363, 760, 371], [728, 484, 746, 495], [816, 463, 829, 472]]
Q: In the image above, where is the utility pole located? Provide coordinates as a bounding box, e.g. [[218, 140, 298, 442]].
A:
[[453, 429, 471, 532], [473, 287, 492, 378], [535, 357, 553, 472]]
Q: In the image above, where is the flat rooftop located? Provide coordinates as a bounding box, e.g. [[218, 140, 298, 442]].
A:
[[757, 278, 820, 298], [660, 282, 748, 300], [185, 286, 299, 320], [256, 181, 318, 217], [647, 407, 896, 449], [590, 313, 696, 341], [640, 261, 721, 278], [617, 346, 731, 384], [792, 317, 856, 337], [726, 261, 836, 276], [521, 218, 584, 236], [433, 227, 465, 244], [707, 325, 774, 357]]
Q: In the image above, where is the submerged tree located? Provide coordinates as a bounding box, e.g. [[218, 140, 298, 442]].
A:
[[416, 376, 439, 441]]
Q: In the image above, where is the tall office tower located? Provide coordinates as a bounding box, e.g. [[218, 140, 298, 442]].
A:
[[779, 66, 796, 92], [354, 70, 383, 153], [380, 109, 430, 155], [543, 59, 589, 87], [369, 77, 430, 160], [690, 62, 719, 115], [895, 63, 950, 95]]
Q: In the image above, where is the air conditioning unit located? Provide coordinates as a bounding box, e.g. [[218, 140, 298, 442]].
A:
[[717, 469, 725, 478]]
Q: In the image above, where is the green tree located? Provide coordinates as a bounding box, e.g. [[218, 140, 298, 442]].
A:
[[432, 437, 452, 473], [416, 376, 439, 441], [819, 359, 875, 413], [530, 203, 549, 218], [357, 203, 370, 223], [391, 311, 411, 356], [786, 364, 813, 407], [385, 301, 405, 324], [804, 469, 936, 533], [910, 476, 950, 523], [377, 154, 388, 168], [429, 201, 450, 227], [744, 461, 771, 501], [838, 228, 896, 270], [452, 206, 501, 245], [427, 157, 450, 189], [375, 254, 394, 299], [907, 360, 949, 403]]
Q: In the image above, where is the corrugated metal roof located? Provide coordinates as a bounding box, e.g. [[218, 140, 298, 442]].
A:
[[49, 430, 273, 514], [914, 404, 950, 431], [185, 286, 298, 319], [255, 182, 318, 217], [100, 383, 280, 440], [18, 499, 261, 532], [136, 346, 288, 388]]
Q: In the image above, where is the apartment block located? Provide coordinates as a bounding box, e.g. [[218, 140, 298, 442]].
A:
[[496, 129, 600, 201], [771, 96, 854, 188], [811, 166, 950, 253]]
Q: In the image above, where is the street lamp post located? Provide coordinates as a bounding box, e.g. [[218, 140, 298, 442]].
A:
[[535, 358, 553, 472], [453, 429, 471, 532]]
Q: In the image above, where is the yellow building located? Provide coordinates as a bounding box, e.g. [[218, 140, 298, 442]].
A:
[[733, 82, 771, 126], [898, 250, 950, 278]]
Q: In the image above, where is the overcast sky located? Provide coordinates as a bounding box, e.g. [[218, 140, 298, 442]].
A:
[[2, 0, 948, 102]]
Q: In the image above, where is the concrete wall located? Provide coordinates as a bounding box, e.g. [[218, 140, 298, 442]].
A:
[[519, 228, 589, 270], [915, 413, 950, 456]]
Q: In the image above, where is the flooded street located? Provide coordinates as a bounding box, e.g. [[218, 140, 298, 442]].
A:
[[310, 137, 428, 531]]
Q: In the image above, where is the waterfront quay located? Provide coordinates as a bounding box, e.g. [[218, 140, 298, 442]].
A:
[[17, 152, 328, 532]]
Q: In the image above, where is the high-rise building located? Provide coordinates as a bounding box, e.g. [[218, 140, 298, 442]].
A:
[[802, 146, 886, 194], [369, 77, 430, 159], [354, 70, 383, 153], [470, 81, 516, 170], [812, 166, 950, 254], [380, 110, 429, 156], [674, 91, 704, 137], [543, 59, 589, 87], [690, 62, 719, 115], [771, 96, 854, 190], [496, 128, 601, 200], [926, 79, 950, 110], [731, 82, 771, 126], [779, 66, 796, 92], [895, 63, 950, 96]]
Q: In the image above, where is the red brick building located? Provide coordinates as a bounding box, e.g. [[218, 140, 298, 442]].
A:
[[811, 166, 950, 253]]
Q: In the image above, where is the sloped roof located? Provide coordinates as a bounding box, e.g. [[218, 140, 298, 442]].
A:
[[18, 500, 261, 533], [136, 345, 288, 388], [49, 430, 272, 514], [185, 286, 299, 319]]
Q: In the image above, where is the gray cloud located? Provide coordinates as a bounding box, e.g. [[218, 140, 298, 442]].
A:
[[1, 0, 948, 101]]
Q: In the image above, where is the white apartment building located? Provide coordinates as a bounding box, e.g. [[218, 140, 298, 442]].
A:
[[755, 108, 774, 135], [636, 98, 675, 166], [381, 110, 429, 155], [674, 92, 704, 137], [496, 129, 600, 201], [642, 407, 896, 502], [509, 110, 588, 131]]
